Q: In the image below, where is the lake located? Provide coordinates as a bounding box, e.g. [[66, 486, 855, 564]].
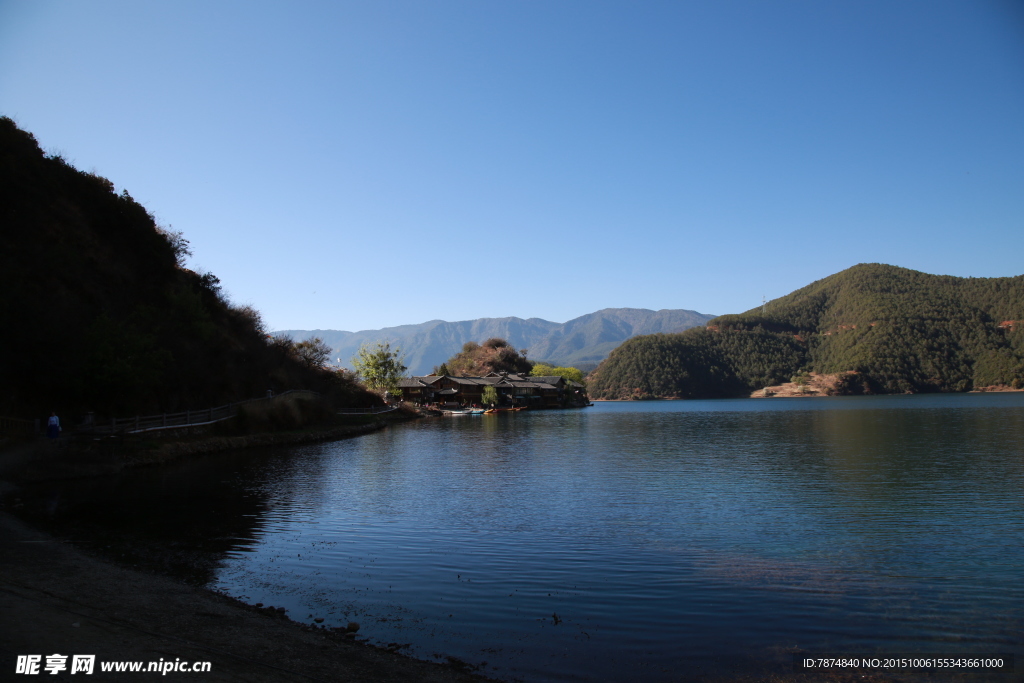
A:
[[23, 394, 1024, 681]]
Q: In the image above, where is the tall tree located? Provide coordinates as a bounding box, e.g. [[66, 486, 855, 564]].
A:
[[352, 341, 407, 393], [530, 363, 585, 384], [294, 336, 332, 368]]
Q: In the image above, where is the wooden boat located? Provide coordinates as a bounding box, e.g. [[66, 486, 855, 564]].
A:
[[483, 409, 498, 414], [470, 409, 485, 415], [444, 409, 472, 416]]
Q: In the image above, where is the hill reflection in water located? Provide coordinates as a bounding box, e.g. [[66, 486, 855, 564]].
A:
[[21, 394, 1024, 682]]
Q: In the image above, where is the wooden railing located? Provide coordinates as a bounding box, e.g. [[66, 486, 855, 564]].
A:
[[336, 405, 398, 415], [0, 415, 34, 436], [84, 389, 321, 435]]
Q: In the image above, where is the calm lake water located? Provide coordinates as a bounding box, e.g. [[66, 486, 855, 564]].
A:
[[23, 394, 1024, 681]]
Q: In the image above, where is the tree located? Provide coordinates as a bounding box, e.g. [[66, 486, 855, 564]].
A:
[[295, 336, 332, 368], [352, 340, 407, 393], [530, 363, 585, 384], [440, 338, 532, 375], [156, 226, 192, 267], [481, 385, 499, 406], [433, 362, 451, 376]]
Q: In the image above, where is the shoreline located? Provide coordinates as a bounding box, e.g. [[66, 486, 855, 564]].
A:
[[0, 500, 904, 683], [1, 417, 500, 681], [590, 386, 1024, 402], [2, 412, 919, 683], [0, 508, 495, 682], [0, 419, 393, 485]]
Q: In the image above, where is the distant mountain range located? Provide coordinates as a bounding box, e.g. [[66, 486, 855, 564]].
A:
[[277, 308, 714, 376]]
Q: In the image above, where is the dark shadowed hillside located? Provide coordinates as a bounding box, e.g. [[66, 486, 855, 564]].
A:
[[0, 117, 374, 421], [588, 264, 1024, 399]]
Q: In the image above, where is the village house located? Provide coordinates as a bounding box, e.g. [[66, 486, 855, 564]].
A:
[[397, 372, 587, 409]]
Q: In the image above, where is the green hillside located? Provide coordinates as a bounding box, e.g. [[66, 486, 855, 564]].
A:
[[588, 264, 1024, 399], [0, 117, 374, 421]]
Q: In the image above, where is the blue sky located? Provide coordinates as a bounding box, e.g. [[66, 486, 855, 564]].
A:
[[3, 0, 1023, 332]]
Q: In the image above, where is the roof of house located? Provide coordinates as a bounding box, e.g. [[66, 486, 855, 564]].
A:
[[528, 376, 566, 386], [446, 376, 493, 386], [405, 374, 577, 393], [502, 380, 557, 390]]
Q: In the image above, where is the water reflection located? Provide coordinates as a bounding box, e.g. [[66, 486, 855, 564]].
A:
[[17, 394, 1024, 681], [17, 449, 289, 585]]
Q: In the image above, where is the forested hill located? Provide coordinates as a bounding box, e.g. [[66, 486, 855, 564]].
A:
[[587, 264, 1024, 399], [0, 117, 372, 420]]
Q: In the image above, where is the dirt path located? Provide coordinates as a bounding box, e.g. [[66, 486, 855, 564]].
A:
[[0, 421, 389, 484]]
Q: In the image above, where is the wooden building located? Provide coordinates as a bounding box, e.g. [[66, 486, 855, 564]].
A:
[[397, 372, 587, 408]]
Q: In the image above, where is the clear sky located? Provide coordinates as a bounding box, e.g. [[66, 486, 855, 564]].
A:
[[3, 0, 1023, 332]]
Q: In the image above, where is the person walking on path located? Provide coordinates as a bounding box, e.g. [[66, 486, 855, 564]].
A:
[[46, 412, 60, 439]]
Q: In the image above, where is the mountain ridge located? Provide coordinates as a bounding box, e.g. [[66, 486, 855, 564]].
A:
[[587, 264, 1024, 399], [277, 307, 714, 375]]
